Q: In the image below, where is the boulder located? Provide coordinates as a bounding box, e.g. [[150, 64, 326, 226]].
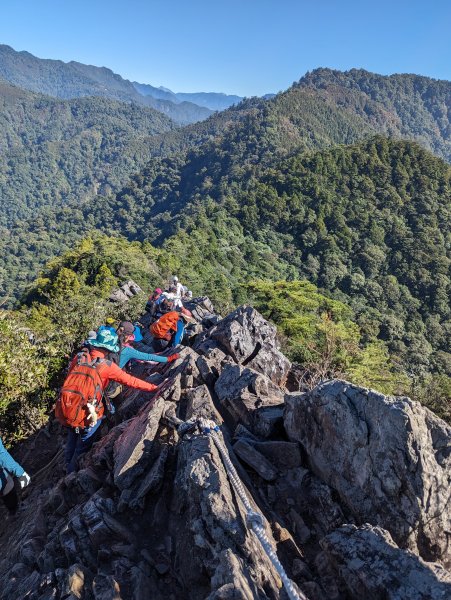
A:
[[172, 433, 283, 596], [284, 380, 451, 566], [185, 384, 223, 425], [199, 305, 291, 386], [250, 440, 302, 470], [319, 524, 451, 600], [108, 289, 129, 303], [215, 363, 284, 432]]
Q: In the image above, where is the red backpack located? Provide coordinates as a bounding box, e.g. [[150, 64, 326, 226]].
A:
[[55, 350, 106, 429]]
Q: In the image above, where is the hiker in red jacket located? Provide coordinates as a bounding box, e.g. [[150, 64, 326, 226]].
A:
[[58, 329, 162, 473]]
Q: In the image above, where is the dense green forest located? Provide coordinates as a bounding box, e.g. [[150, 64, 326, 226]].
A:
[[2, 64, 451, 228], [298, 68, 451, 161], [0, 79, 177, 225], [2, 137, 449, 382]]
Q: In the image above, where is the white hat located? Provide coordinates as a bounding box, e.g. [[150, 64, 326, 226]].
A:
[[173, 275, 179, 282]]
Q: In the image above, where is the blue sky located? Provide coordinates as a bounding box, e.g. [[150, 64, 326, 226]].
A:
[[1, 0, 450, 96]]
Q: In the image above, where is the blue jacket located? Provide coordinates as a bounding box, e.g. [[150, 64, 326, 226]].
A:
[[119, 346, 169, 369], [0, 437, 24, 492]]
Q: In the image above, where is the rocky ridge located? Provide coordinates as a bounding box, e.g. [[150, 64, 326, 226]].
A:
[[0, 300, 450, 599]]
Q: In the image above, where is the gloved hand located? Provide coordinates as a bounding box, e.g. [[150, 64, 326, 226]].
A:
[[86, 403, 98, 426], [18, 472, 31, 489], [167, 353, 180, 363]]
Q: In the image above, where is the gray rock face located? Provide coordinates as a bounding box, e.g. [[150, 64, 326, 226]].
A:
[[232, 439, 278, 481], [319, 524, 451, 600], [199, 305, 291, 386], [113, 397, 165, 490], [173, 433, 282, 597], [284, 379, 451, 567], [215, 363, 284, 432]]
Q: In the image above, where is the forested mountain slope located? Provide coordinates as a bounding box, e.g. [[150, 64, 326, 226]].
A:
[[298, 68, 451, 161], [2, 63, 451, 228], [88, 137, 451, 376], [0, 44, 212, 124], [0, 79, 176, 224], [3, 138, 449, 378]]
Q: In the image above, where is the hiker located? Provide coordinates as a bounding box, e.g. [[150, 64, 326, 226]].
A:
[[56, 329, 164, 474], [149, 309, 194, 351], [116, 321, 179, 369], [0, 436, 30, 515], [145, 288, 162, 313], [151, 288, 177, 321], [98, 317, 117, 335], [171, 276, 185, 309]]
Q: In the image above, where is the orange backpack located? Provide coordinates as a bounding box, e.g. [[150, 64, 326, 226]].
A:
[[150, 311, 179, 340], [55, 351, 106, 429]]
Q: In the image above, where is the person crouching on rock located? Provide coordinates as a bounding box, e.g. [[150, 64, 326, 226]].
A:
[[116, 320, 179, 369], [0, 436, 31, 515], [149, 309, 195, 352], [56, 329, 164, 474]]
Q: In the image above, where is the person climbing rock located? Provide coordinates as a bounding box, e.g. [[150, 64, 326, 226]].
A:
[[145, 288, 163, 314], [56, 329, 164, 474], [0, 436, 30, 515], [150, 309, 195, 351], [116, 321, 179, 369], [150, 288, 177, 322], [98, 317, 117, 335]]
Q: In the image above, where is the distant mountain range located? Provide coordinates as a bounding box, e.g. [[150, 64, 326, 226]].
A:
[[132, 81, 243, 111], [0, 44, 245, 124]]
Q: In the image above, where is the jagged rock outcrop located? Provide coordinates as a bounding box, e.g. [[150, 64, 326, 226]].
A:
[[196, 305, 291, 387], [1, 301, 450, 600], [318, 524, 451, 600], [284, 379, 451, 567]]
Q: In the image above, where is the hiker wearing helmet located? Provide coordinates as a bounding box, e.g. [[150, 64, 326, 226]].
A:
[[116, 321, 179, 369], [0, 436, 30, 515], [150, 309, 195, 351], [57, 329, 165, 473]]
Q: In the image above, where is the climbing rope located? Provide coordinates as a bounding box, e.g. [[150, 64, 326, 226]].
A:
[[192, 419, 307, 600]]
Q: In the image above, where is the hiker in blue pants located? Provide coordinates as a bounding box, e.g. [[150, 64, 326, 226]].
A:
[[64, 420, 103, 474], [0, 436, 30, 514]]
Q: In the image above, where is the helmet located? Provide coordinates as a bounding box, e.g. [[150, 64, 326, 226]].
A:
[[173, 276, 179, 282], [155, 288, 163, 295]]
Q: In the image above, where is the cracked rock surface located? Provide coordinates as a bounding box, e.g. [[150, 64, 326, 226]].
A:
[[0, 302, 450, 599]]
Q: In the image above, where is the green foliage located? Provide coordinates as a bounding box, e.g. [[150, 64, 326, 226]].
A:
[[411, 375, 451, 424], [247, 280, 404, 393], [0, 313, 49, 443]]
